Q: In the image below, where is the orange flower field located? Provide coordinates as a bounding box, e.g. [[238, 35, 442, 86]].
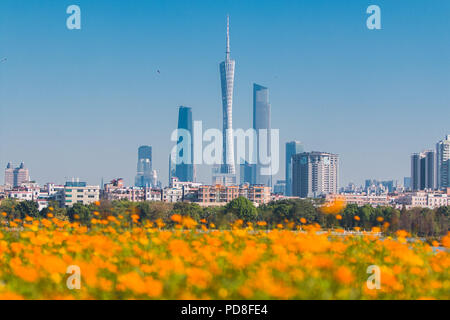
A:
[[0, 214, 449, 300]]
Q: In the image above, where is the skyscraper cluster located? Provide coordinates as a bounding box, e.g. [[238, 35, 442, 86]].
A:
[[410, 135, 450, 191]]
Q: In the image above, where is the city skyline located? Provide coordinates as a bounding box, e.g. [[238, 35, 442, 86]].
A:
[[1, 0, 449, 187]]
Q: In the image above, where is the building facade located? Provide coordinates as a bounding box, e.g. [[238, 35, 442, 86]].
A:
[[64, 181, 100, 207], [4, 162, 30, 188], [436, 135, 450, 190], [135, 146, 153, 187], [411, 150, 436, 191], [285, 141, 304, 196], [198, 184, 271, 205], [292, 152, 339, 198], [175, 106, 194, 182], [253, 83, 271, 187]]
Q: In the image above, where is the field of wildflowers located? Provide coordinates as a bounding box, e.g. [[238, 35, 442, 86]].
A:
[[0, 207, 449, 300]]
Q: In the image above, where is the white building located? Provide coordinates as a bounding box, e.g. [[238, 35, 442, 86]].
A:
[[64, 181, 100, 207], [292, 152, 339, 198], [395, 191, 449, 209]]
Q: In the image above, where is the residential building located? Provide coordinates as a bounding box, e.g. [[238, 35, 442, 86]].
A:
[[396, 191, 448, 209], [197, 184, 270, 205], [326, 194, 390, 207], [4, 162, 30, 187], [292, 152, 339, 198], [64, 181, 100, 207]]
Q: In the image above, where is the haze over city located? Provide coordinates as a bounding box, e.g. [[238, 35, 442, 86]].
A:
[[1, 0, 449, 187]]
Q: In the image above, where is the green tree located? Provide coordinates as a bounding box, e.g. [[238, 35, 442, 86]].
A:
[[225, 197, 258, 222], [15, 201, 39, 219], [67, 203, 91, 224]]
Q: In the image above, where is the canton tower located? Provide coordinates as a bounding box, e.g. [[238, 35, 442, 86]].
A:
[[219, 16, 236, 175]]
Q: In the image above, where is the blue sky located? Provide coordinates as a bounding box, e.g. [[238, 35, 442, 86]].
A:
[[0, 0, 449, 187]]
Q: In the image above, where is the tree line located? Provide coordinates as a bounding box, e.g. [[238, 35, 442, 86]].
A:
[[0, 197, 448, 237]]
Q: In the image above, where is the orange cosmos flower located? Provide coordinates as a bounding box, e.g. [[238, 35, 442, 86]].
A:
[[320, 196, 346, 214], [335, 266, 354, 285]]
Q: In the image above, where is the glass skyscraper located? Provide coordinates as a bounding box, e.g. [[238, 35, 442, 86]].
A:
[[135, 146, 152, 187], [285, 141, 304, 196], [436, 135, 450, 190], [219, 16, 236, 177], [253, 84, 271, 186], [175, 106, 194, 182]]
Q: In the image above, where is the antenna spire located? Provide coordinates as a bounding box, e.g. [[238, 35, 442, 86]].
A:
[[226, 15, 230, 59]]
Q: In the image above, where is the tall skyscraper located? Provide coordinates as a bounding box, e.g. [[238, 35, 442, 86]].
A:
[[436, 135, 450, 190], [219, 16, 236, 177], [285, 141, 304, 196], [253, 83, 271, 187], [135, 146, 153, 187], [411, 150, 436, 191], [292, 152, 339, 198], [175, 106, 194, 182], [4, 162, 30, 187], [168, 153, 176, 187], [239, 160, 254, 185]]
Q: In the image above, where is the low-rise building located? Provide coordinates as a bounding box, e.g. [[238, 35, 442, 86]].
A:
[[197, 184, 271, 205], [395, 191, 448, 209], [326, 194, 390, 207], [64, 181, 100, 207]]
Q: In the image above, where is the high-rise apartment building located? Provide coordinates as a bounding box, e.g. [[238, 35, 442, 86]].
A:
[[219, 16, 236, 179], [135, 146, 153, 187], [436, 135, 450, 190], [175, 106, 194, 182], [4, 163, 14, 187], [285, 141, 304, 196], [411, 150, 436, 191], [253, 83, 271, 187], [292, 152, 339, 198], [4, 162, 30, 187]]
